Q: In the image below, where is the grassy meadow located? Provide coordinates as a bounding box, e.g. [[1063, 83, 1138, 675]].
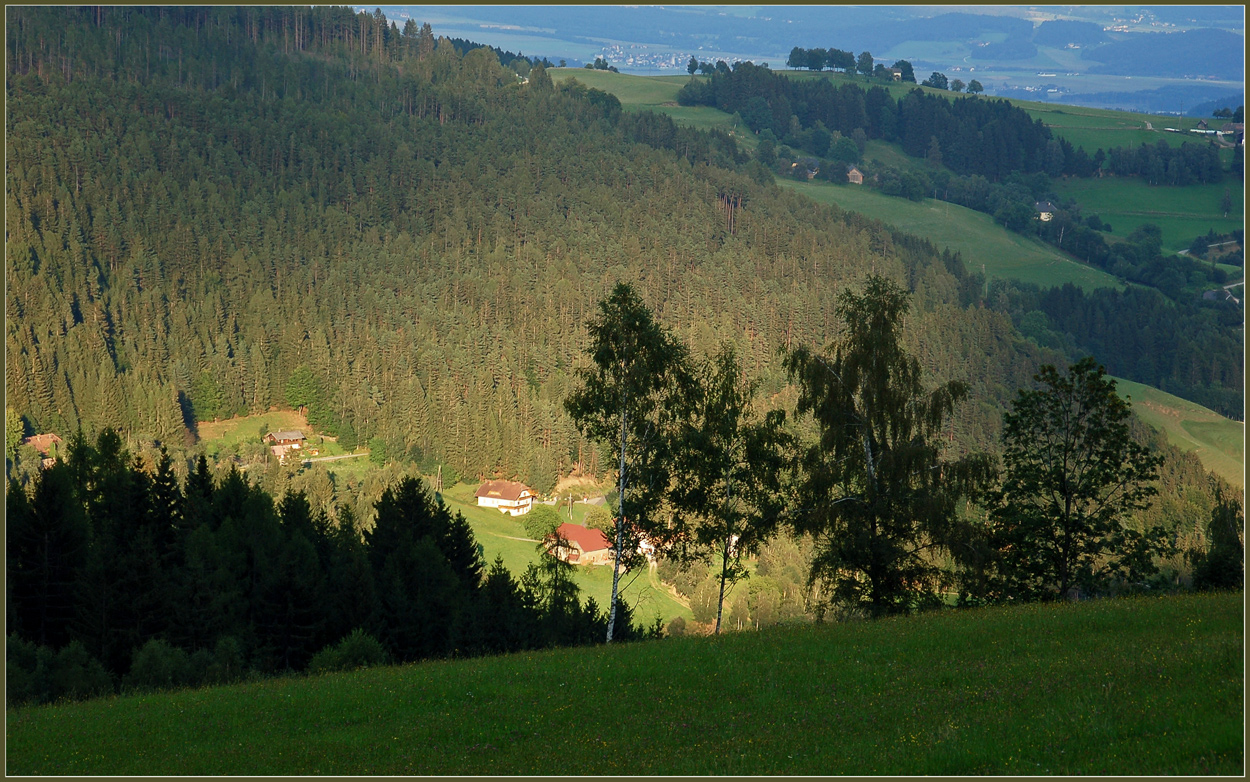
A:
[[196, 410, 357, 462], [1016, 100, 1228, 152], [192, 413, 689, 627], [779, 178, 1122, 291], [1051, 176, 1245, 255], [6, 591, 1241, 775], [1116, 377, 1246, 488], [439, 482, 692, 627], [559, 68, 1242, 261]]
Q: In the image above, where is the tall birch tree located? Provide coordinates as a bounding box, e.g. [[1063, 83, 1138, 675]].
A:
[[565, 283, 692, 642], [785, 275, 993, 617]]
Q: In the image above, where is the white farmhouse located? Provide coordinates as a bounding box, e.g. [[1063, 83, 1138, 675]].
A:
[[475, 480, 535, 516]]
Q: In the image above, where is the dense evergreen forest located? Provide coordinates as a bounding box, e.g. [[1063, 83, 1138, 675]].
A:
[[5, 5, 1061, 491], [6, 429, 653, 705], [4, 6, 1240, 703]]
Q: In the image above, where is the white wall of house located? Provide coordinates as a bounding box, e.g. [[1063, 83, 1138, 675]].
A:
[[477, 494, 534, 515]]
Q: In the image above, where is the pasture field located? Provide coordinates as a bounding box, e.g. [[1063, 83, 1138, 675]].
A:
[[551, 69, 747, 140], [196, 410, 305, 450], [440, 483, 691, 627], [1050, 177, 1245, 254], [549, 67, 681, 106], [6, 591, 1241, 775], [779, 178, 1122, 291], [1015, 100, 1223, 152], [1115, 377, 1245, 488], [196, 410, 354, 462]]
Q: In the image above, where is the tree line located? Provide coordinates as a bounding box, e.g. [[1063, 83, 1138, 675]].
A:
[[566, 279, 1241, 635], [677, 59, 1233, 189], [6, 431, 655, 706], [4, 5, 1240, 665], [12, 276, 1239, 706]]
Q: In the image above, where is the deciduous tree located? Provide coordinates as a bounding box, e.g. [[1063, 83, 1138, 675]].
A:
[[987, 358, 1162, 600], [564, 283, 693, 641], [670, 344, 790, 633], [785, 276, 993, 617]]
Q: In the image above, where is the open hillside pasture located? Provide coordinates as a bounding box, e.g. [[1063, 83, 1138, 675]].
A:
[[440, 483, 692, 627], [6, 591, 1241, 775], [549, 68, 746, 140], [1116, 377, 1245, 488], [195, 410, 360, 465], [1018, 100, 1227, 152], [1051, 176, 1245, 255], [779, 179, 1122, 291]]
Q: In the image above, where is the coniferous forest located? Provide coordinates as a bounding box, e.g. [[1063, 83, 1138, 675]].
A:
[[4, 7, 1242, 705], [5, 5, 1058, 487]]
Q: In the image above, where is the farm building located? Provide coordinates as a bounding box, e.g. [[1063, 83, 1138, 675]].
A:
[[548, 522, 612, 566], [846, 165, 863, 185], [265, 430, 305, 462], [1034, 201, 1058, 221], [475, 480, 535, 516], [22, 433, 63, 468]]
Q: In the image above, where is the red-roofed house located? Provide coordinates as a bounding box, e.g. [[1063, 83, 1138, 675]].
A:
[[22, 433, 63, 468], [548, 522, 613, 566], [475, 480, 535, 516]]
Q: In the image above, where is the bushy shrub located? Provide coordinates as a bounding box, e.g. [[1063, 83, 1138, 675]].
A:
[[50, 641, 113, 702], [124, 638, 192, 693], [523, 504, 562, 540], [7, 634, 50, 706], [204, 636, 246, 685], [667, 616, 687, 637], [308, 629, 389, 675]]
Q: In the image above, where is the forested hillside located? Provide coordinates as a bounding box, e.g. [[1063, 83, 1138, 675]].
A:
[[5, 6, 1060, 491]]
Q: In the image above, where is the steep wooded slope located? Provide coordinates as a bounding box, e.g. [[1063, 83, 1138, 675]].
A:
[[0, 7, 1100, 489]]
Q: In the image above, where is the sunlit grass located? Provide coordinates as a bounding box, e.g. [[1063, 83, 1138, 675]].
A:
[[780, 178, 1122, 291], [6, 591, 1241, 775], [1115, 377, 1245, 487]]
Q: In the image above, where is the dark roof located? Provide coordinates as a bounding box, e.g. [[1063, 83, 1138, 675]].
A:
[[475, 480, 533, 501], [1034, 201, 1058, 212], [554, 522, 610, 553]]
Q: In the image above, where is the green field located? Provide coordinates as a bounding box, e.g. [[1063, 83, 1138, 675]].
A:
[[550, 69, 749, 142], [779, 178, 1123, 291], [1015, 99, 1235, 153], [1115, 377, 1245, 488], [7, 591, 1241, 775], [562, 68, 1241, 272], [192, 411, 686, 624], [196, 410, 357, 462], [1051, 177, 1245, 254], [440, 483, 691, 627]]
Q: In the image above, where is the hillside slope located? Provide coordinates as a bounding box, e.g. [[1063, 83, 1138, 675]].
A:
[[4, 6, 1056, 488], [6, 591, 1242, 775]]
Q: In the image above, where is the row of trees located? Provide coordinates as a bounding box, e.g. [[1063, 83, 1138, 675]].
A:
[[918, 71, 984, 95], [565, 279, 1240, 635], [679, 58, 1232, 188], [6, 431, 654, 705], [782, 47, 906, 83], [677, 61, 1077, 182]]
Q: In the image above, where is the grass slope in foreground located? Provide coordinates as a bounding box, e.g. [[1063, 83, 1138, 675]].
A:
[[1116, 377, 1246, 488], [780, 178, 1122, 292], [6, 592, 1242, 775]]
